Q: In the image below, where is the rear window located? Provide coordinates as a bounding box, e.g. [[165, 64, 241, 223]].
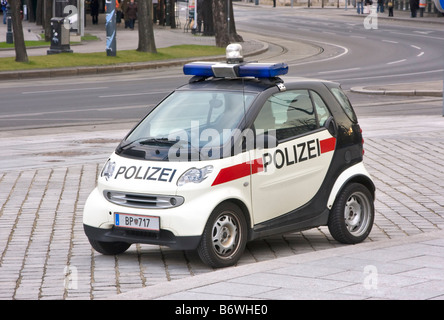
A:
[[330, 88, 357, 122]]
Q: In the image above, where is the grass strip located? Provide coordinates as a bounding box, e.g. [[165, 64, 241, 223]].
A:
[[0, 44, 225, 71]]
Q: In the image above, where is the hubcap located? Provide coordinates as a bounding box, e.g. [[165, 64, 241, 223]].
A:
[[344, 192, 371, 237], [212, 213, 239, 258]]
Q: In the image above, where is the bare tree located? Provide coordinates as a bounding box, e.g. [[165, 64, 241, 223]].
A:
[[26, 0, 36, 22], [212, 0, 242, 47], [44, 0, 53, 42], [9, 0, 28, 62], [35, 0, 43, 25], [201, 0, 214, 36], [137, 0, 157, 53]]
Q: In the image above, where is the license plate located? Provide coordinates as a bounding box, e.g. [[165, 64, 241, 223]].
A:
[[115, 213, 160, 231]]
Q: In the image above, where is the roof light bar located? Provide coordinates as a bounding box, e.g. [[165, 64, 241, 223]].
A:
[[183, 44, 289, 79], [183, 61, 288, 79]]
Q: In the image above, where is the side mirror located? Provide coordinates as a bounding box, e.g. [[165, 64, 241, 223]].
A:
[[324, 116, 338, 138]]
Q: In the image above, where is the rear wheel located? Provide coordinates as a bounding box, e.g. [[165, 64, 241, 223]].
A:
[[328, 183, 374, 244], [88, 238, 131, 255], [197, 202, 247, 268]]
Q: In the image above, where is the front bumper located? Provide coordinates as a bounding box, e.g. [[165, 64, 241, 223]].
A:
[[83, 224, 201, 250]]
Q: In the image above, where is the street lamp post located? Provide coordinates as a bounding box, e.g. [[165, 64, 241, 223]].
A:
[[105, 0, 116, 56], [6, 3, 13, 44]]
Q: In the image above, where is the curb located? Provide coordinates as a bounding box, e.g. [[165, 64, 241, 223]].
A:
[[350, 86, 443, 97]]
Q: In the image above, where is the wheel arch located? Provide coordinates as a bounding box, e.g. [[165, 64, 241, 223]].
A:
[[217, 198, 253, 238], [327, 163, 375, 210]]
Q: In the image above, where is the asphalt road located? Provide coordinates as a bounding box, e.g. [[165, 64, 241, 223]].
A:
[[0, 6, 443, 130]]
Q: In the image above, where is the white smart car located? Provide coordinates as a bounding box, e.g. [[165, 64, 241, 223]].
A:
[[83, 45, 375, 268]]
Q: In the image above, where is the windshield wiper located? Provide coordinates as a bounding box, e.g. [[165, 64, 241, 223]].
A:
[[117, 137, 171, 153], [139, 138, 176, 145]]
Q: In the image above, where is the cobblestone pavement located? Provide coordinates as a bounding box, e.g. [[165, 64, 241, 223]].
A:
[[1, 107, 444, 299]]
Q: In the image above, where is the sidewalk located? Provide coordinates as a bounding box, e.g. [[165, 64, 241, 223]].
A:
[[108, 230, 444, 300]]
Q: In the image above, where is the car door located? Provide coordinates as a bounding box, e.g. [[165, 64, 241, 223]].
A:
[[249, 89, 336, 225]]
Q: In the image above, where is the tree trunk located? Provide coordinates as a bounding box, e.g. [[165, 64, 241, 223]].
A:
[[212, 0, 242, 48], [26, 0, 36, 23], [35, 0, 43, 25], [44, 0, 53, 42], [169, 0, 176, 29], [9, 0, 29, 62], [201, 0, 214, 36], [137, 0, 157, 53]]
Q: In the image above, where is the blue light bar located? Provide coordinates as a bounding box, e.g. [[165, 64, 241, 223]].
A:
[[238, 63, 288, 78], [183, 62, 288, 79], [183, 62, 216, 77]]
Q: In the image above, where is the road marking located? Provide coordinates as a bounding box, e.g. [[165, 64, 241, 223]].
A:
[[0, 105, 149, 119], [417, 52, 424, 57], [318, 67, 361, 75], [99, 91, 170, 98], [382, 40, 398, 44], [410, 45, 422, 50], [387, 59, 406, 65], [413, 30, 433, 35], [22, 87, 108, 95]]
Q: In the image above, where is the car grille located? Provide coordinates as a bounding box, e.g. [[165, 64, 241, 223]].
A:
[[104, 191, 184, 209]]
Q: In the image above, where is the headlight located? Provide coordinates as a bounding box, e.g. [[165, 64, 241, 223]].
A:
[[177, 165, 213, 186], [101, 159, 116, 181]]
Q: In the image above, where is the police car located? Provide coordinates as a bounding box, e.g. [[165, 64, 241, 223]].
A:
[[83, 44, 375, 268]]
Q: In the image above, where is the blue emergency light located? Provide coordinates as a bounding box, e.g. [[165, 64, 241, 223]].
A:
[[183, 44, 288, 79], [433, 0, 443, 12], [183, 61, 288, 78]]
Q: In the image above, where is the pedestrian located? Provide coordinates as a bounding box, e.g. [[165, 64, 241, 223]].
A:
[[116, 0, 122, 25], [386, 0, 394, 16], [273, 0, 276, 7], [125, 0, 137, 30], [90, 0, 99, 25], [1, 0, 7, 25], [356, 0, 364, 14], [377, 0, 384, 13], [410, 0, 419, 17]]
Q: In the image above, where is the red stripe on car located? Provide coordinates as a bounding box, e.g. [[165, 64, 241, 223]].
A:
[[320, 137, 336, 154], [212, 158, 263, 186]]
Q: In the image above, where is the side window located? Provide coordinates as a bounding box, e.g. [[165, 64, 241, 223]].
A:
[[310, 90, 331, 127], [254, 90, 317, 142], [330, 87, 357, 122]]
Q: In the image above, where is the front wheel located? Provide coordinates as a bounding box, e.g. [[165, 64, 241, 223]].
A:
[[328, 183, 374, 244], [197, 202, 248, 268]]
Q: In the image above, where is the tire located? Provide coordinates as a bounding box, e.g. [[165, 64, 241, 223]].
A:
[[197, 202, 248, 268], [328, 183, 374, 244], [88, 238, 131, 255]]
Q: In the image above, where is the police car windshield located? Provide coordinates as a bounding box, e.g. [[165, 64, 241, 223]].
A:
[[126, 90, 256, 149]]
